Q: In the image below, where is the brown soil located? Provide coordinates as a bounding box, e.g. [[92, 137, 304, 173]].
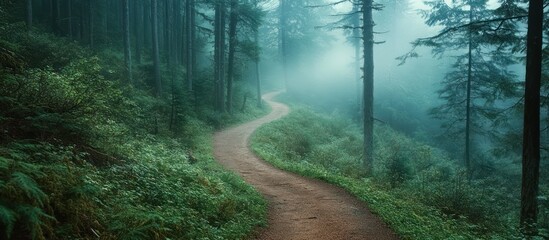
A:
[[214, 91, 399, 240]]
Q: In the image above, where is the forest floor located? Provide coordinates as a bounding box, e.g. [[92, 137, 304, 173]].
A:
[[213, 91, 398, 240]]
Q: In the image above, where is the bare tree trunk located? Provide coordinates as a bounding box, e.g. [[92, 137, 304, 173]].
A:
[[152, 0, 162, 97], [214, 0, 226, 112], [67, 0, 73, 38], [352, 4, 361, 121], [51, 0, 60, 34], [520, 0, 543, 233], [465, 6, 473, 179], [143, 0, 150, 48], [164, 0, 171, 66], [279, 0, 289, 93], [134, 0, 143, 64], [26, 0, 32, 30], [185, 0, 195, 92], [362, 0, 374, 170], [89, 0, 94, 48], [173, 0, 180, 65], [123, 0, 133, 84], [255, 30, 262, 108], [226, 0, 238, 113]]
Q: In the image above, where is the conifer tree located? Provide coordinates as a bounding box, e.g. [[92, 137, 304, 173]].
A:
[[402, 0, 519, 176]]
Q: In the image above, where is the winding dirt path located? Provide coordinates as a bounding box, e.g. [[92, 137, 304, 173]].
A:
[[213, 91, 398, 240]]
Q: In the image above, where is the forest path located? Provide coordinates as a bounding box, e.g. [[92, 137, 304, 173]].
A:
[[213, 91, 398, 240]]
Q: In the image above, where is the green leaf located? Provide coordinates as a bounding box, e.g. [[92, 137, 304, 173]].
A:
[[0, 204, 16, 238], [15, 205, 55, 240], [9, 172, 47, 206], [0, 156, 9, 171]]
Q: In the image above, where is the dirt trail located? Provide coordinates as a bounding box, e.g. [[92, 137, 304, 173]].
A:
[[213, 91, 398, 240]]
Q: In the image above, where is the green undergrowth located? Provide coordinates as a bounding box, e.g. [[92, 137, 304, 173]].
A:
[[251, 105, 531, 239], [0, 19, 268, 239]]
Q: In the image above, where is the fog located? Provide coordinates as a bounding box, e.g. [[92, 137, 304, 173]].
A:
[[253, 0, 537, 161], [258, 0, 453, 142]]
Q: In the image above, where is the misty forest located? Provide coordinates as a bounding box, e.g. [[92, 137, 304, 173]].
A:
[[0, 0, 547, 239]]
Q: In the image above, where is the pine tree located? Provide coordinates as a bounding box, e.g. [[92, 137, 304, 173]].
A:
[[403, 0, 519, 177]]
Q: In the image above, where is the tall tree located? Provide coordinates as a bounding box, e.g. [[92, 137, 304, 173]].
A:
[[67, 0, 73, 38], [226, 0, 239, 113], [134, 0, 143, 64], [26, 0, 32, 30], [520, 0, 543, 233], [152, 0, 161, 96], [400, 0, 519, 176], [214, 0, 227, 112], [89, 0, 94, 48], [255, 24, 261, 108], [278, 0, 289, 92], [51, 0, 60, 34], [185, 0, 195, 92], [362, 0, 375, 170], [353, 4, 361, 120], [123, 0, 133, 84]]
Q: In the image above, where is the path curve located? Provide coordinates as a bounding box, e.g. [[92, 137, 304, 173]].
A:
[[214, 91, 398, 240]]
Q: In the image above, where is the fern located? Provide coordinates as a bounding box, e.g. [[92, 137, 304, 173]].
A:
[[0, 156, 9, 171], [15, 205, 54, 240], [0, 203, 16, 239], [9, 172, 47, 206]]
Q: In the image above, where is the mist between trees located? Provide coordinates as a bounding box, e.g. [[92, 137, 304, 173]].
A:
[[0, 0, 547, 239]]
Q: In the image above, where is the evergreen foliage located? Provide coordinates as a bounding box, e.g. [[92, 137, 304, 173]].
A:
[[251, 98, 545, 238], [0, 1, 269, 239]]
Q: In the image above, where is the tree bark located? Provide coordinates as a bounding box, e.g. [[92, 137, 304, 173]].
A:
[[214, 0, 226, 112], [279, 0, 289, 93], [152, 0, 162, 97], [226, 0, 238, 113], [362, 0, 374, 170], [164, 0, 171, 66], [465, 5, 473, 179], [143, 0, 151, 48], [67, 0, 72, 38], [134, 0, 143, 64], [255, 30, 262, 108], [520, 0, 543, 233], [353, 4, 361, 120], [185, 0, 195, 92], [26, 0, 32, 30], [123, 0, 133, 84], [51, 0, 60, 34], [89, 0, 94, 48]]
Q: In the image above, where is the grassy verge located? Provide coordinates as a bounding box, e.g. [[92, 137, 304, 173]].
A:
[[250, 106, 525, 239], [0, 18, 269, 239]]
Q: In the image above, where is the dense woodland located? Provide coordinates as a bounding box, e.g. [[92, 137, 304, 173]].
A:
[[0, 0, 547, 239]]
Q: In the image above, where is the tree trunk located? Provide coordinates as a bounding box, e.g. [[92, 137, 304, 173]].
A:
[[185, 0, 194, 92], [214, 0, 226, 112], [143, 0, 150, 48], [465, 6, 473, 179], [164, 0, 171, 66], [520, 0, 543, 233], [173, 0, 181, 65], [226, 0, 238, 113], [255, 30, 262, 108], [152, 0, 162, 97], [123, 0, 133, 84], [89, 0, 94, 48], [51, 0, 59, 34], [26, 0, 32, 30], [353, 4, 361, 120], [67, 0, 73, 38], [279, 0, 289, 93], [362, 0, 374, 170], [134, 0, 142, 64]]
